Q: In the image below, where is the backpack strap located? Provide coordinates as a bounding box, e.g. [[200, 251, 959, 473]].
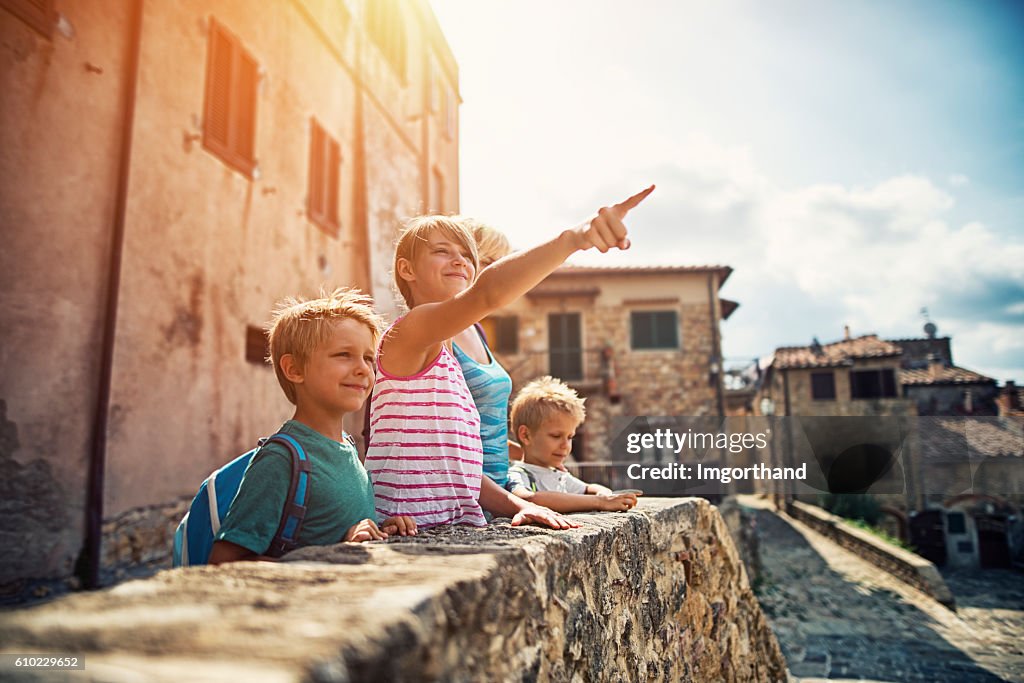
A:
[[510, 464, 538, 493], [263, 433, 312, 558]]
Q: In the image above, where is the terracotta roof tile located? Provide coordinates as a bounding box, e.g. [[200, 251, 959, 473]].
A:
[[919, 418, 1024, 461], [901, 366, 996, 386], [552, 264, 733, 286], [773, 335, 903, 369]]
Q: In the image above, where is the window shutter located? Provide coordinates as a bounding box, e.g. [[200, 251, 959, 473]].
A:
[[1, 0, 55, 38], [234, 50, 258, 164], [205, 24, 232, 151], [308, 122, 324, 221], [327, 138, 341, 228]]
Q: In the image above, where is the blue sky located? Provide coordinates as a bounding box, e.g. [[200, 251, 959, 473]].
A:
[[431, 0, 1024, 382]]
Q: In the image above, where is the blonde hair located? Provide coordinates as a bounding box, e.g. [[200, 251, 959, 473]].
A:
[[393, 215, 479, 307], [511, 376, 586, 435], [464, 220, 511, 267], [267, 287, 383, 405]]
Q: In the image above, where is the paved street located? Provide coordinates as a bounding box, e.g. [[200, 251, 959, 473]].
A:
[[742, 497, 1024, 682]]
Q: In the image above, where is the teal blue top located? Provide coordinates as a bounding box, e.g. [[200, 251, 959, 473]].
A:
[[215, 420, 376, 554], [453, 330, 513, 488]]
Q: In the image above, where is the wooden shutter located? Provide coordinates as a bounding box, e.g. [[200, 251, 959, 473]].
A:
[[308, 121, 325, 222], [203, 19, 258, 177], [234, 49, 258, 165], [307, 120, 341, 235], [204, 23, 233, 153], [327, 138, 341, 228], [1, 0, 55, 38]]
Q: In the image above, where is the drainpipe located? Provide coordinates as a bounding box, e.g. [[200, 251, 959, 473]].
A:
[[352, 36, 372, 295], [78, 0, 144, 590], [782, 367, 794, 506], [706, 273, 725, 416]]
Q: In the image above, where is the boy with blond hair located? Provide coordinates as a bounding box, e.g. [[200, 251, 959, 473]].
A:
[[508, 376, 640, 512], [209, 288, 415, 564]]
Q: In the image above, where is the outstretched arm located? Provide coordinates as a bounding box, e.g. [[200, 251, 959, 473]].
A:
[[387, 187, 655, 362]]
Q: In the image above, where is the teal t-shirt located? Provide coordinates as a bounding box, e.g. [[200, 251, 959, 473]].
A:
[[453, 331, 513, 487], [215, 420, 376, 554]]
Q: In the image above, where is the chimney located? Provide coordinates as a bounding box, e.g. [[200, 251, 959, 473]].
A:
[[1006, 381, 1020, 411], [928, 353, 944, 380], [843, 325, 851, 341]]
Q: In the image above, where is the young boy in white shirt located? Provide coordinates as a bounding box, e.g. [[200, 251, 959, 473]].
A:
[[508, 376, 640, 512]]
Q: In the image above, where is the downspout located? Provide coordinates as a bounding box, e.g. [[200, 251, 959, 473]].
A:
[[419, 27, 430, 212], [706, 273, 725, 417], [79, 0, 145, 590], [782, 367, 794, 506], [352, 35, 372, 294]]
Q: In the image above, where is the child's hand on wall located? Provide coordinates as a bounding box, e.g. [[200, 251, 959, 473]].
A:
[[344, 518, 389, 542], [597, 492, 640, 512], [511, 503, 581, 529], [381, 515, 418, 537]]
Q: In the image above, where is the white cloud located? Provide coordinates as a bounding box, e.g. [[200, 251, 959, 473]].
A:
[[948, 173, 970, 187], [549, 137, 1024, 379]]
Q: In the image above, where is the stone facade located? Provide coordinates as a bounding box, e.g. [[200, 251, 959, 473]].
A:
[[490, 266, 733, 462], [0, 498, 788, 682], [1, 0, 458, 591]]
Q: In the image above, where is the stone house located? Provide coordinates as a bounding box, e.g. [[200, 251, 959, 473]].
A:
[[755, 329, 1022, 568], [0, 0, 458, 593], [996, 381, 1024, 417], [892, 329, 999, 416], [482, 264, 735, 482]]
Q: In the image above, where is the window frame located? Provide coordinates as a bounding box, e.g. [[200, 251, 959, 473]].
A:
[[629, 310, 680, 351], [445, 87, 457, 140], [810, 371, 836, 401], [245, 325, 270, 366], [202, 18, 259, 179], [849, 368, 898, 400], [481, 315, 519, 355], [1, 0, 55, 39], [307, 118, 342, 237]]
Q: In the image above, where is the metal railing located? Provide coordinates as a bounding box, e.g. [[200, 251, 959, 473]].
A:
[[503, 348, 613, 388]]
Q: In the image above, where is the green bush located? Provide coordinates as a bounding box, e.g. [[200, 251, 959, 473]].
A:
[[818, 493, 881, 525]]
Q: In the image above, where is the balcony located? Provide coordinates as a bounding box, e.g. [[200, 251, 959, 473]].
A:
[[503, 347, 616, 394]]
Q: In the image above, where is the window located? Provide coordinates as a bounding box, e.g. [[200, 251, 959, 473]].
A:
[[245, 325, 269, 366], [549, 313, 583, 380], [203, 19, 259, 177], [429, 63, 441, 113], [946, 512, 966, 535], [630, 311, 678, 350], [431, 166, 444, 214], [445, 88, 457, 140], [365, 0, 407, 82], [307, 119, 341, 235], [850, 369, 897, 399], [2, 0, 55, 38], [811, 372, 836, 400], [481, 316, 519, 355]]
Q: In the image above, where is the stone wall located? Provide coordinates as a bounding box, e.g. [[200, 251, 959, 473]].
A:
[[0, 498, 787, 682], [787, 500, 955, 608]]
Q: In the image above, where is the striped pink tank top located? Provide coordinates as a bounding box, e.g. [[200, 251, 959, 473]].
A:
[[365, 339, 487, 528]]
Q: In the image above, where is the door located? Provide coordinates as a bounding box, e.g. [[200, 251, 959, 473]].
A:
[[909, 510, 946, 566], [548, 312, 582, 381]]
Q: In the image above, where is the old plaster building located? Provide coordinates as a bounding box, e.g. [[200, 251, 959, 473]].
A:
[[1, 0, 459, 593], [483, 264, 736, 472]]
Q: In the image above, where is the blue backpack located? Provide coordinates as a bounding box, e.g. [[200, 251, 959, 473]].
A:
[[173, 433, 311, 567]]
